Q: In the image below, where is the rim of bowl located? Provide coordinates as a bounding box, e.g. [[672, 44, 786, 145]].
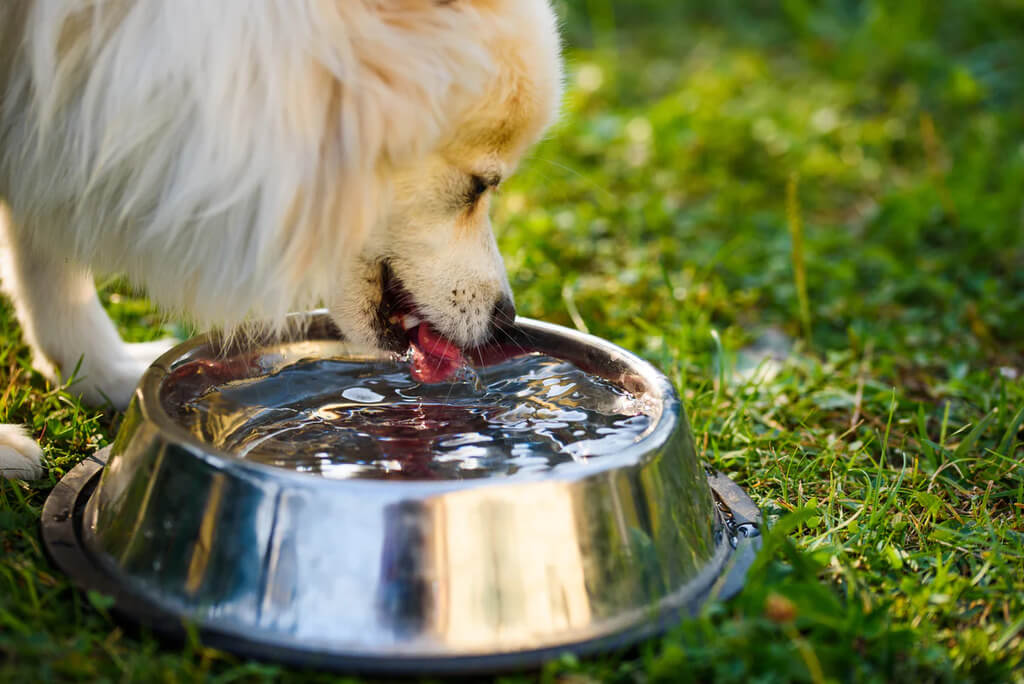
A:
[[131, 313, 684, 494]]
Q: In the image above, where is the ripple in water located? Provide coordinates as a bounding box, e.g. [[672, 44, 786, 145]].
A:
[[167, 353, 654, 480]]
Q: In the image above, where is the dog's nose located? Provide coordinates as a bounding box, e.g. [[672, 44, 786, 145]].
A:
[[489, 295, 517, 335]]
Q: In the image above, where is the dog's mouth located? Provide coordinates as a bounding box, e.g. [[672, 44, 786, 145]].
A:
[[376, 261, 466, 383]]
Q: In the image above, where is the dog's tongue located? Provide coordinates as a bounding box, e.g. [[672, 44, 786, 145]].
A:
[[410, 323, 464, 383]]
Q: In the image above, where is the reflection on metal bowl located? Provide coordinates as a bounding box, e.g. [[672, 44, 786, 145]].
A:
[[42, 314, 760, 674]]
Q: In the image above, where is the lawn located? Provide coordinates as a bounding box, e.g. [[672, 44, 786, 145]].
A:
[[2, 0, 1023, 681]]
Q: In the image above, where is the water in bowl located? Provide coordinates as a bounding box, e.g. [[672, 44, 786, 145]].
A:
[[168, 353, 654, 481]]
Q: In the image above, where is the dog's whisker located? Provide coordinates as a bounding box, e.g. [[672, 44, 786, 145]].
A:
[[491, 324, 530, 357], [443, 375, 458, 404], [524, 156, 616, 204]]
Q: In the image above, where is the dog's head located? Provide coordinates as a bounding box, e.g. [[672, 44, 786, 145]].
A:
[[325, 0, 563, 371]]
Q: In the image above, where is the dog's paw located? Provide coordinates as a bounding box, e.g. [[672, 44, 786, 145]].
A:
[[72, 338, 177, 410], [0, 425, 44, 480]]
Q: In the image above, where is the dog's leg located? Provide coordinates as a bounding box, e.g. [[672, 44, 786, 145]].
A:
[[0, 212, 172, 411], [0, 424, 43, 480]]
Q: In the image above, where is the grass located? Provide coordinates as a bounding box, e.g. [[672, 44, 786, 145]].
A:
[[3, 0, 1023, 681]]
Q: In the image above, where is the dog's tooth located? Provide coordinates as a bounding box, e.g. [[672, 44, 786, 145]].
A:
[[402, 314, 422, 330]]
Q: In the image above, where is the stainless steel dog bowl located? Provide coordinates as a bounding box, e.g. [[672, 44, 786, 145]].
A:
[[43, 314, 759, 674]]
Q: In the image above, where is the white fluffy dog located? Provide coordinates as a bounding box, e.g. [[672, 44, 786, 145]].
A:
[[0, 0, 563, 478]]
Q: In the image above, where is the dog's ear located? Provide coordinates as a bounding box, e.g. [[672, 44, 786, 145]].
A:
[[332, 7, 493, 169]]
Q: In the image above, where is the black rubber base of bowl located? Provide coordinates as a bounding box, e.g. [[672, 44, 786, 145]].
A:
[[42, 448, 761, 677]]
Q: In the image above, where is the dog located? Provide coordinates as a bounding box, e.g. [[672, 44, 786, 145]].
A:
[[0, 0, 563, 479]]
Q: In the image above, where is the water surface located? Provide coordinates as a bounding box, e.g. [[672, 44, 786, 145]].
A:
[[168, 353, 653, 480]]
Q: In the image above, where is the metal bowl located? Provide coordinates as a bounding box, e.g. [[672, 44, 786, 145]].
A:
[[43, 314, 759, 674]]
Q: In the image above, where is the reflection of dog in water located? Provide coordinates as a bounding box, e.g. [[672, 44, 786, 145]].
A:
[[0, 1, 564, 478], [330, 403, 496, 480]]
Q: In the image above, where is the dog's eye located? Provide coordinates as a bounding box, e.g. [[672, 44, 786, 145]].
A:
[[463, 173, 501, 208], [465, 175, 489, 206]]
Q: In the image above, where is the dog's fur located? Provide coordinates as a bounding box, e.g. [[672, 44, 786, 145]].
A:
[[0, 0, 563, 478]]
